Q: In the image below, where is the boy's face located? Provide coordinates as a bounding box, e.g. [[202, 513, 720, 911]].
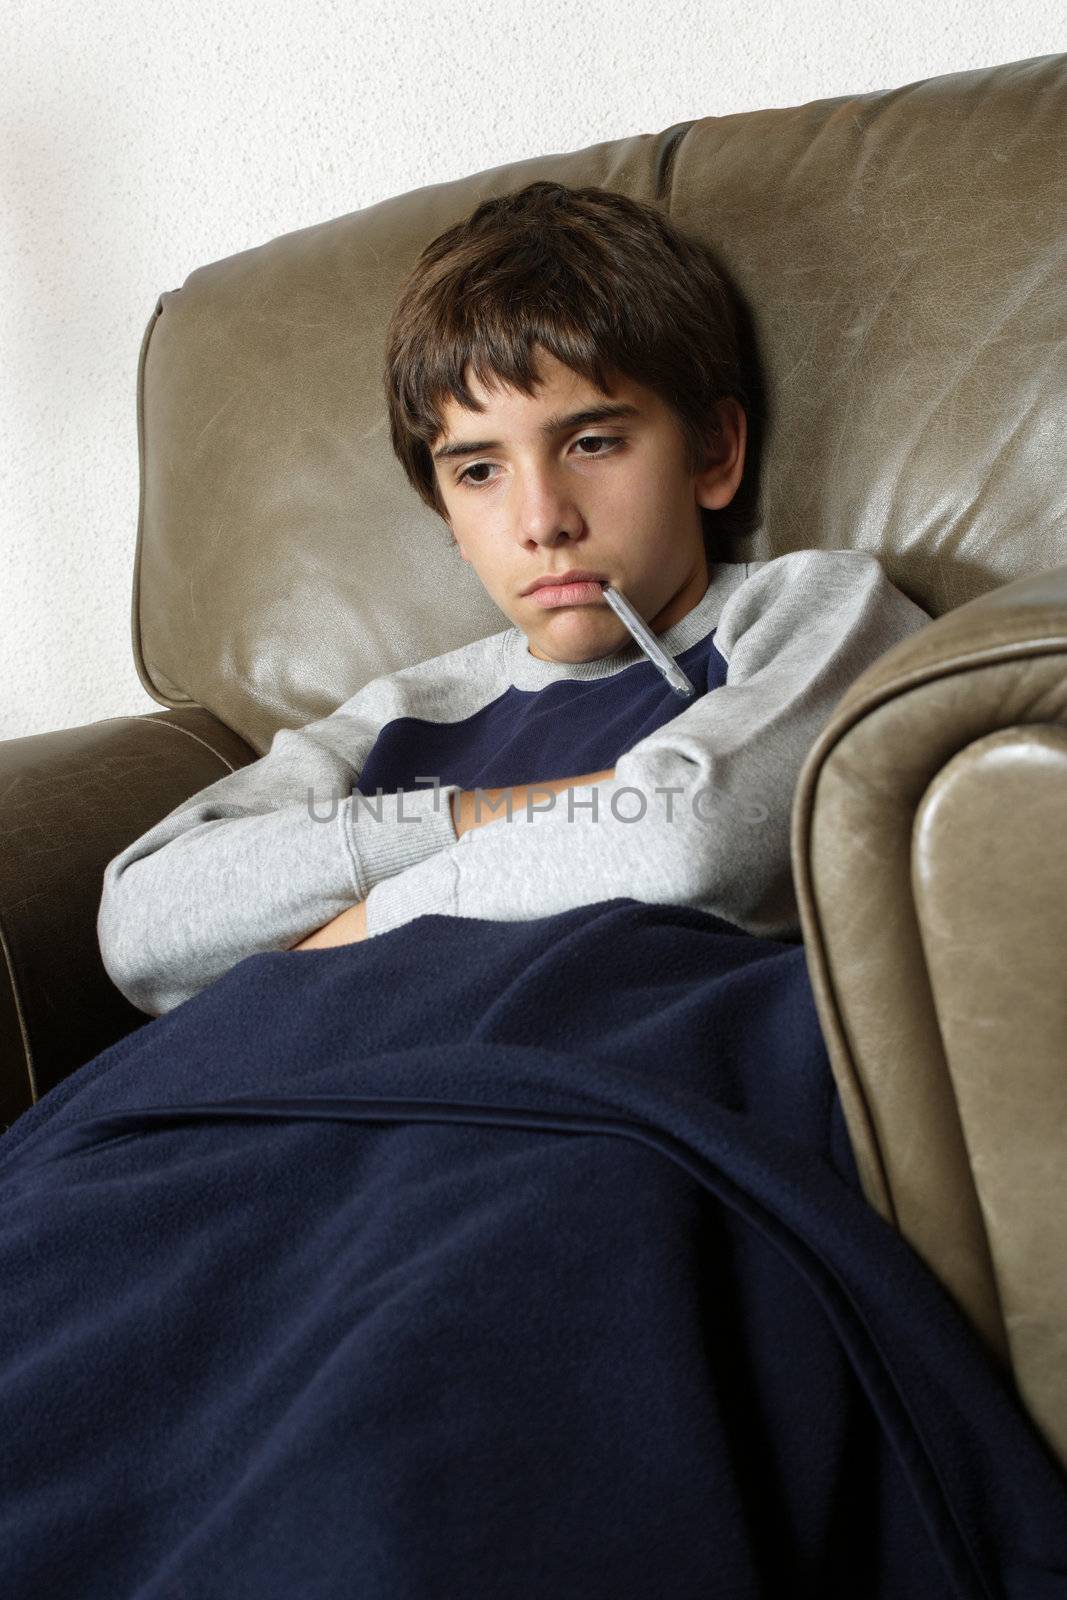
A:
[[430, 347, 747, 664]]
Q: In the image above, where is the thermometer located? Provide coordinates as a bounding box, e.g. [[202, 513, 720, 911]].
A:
[[600, 584, 696, 700]]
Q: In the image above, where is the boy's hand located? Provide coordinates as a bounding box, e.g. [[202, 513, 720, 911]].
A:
[[290, 899, 368, 950]]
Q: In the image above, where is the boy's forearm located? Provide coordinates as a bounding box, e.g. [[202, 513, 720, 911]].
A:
[[450, 769, 616, 840]]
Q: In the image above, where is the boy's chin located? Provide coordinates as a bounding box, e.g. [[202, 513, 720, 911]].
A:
[[524, 619, 632, 665]]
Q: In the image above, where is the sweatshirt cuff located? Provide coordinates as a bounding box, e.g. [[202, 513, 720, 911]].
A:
[[344, 783, 460, 894], [362, 848, 460, 937]]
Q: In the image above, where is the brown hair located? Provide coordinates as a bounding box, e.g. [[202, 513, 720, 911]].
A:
[[383, 179, 760, 555]]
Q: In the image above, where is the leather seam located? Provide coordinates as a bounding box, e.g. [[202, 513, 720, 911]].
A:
[[131, 718, 244, 773], [0, 915, 37, 1110]]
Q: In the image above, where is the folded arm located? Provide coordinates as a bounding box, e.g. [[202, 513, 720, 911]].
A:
[[289, 768, 616, 948]]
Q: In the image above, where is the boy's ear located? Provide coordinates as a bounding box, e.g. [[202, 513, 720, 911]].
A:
[[694, 399, 747, 512], [450, 527, 469, 562], [437, 498, 467, 559]]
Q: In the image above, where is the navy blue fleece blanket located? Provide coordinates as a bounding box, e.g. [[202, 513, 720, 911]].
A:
[[2, 898, 1066, 1598]]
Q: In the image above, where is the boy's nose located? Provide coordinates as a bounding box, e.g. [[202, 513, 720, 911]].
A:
[[513, 473, 584, 544]]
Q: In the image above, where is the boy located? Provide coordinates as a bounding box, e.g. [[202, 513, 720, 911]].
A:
[[98, 181, 931, 1016]]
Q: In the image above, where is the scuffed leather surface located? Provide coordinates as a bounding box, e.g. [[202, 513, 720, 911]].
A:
[[792, 559, 1067, 1466], [671, 56, 1067, 602], [0, 708, 256, 1127]]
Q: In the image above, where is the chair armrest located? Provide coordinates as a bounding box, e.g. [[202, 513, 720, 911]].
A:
[[791, 559, 1067, 1467], [0, 707, 257, 1132]]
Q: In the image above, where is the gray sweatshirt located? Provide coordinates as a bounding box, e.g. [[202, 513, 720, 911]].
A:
[[97, 549, 931, 1015]]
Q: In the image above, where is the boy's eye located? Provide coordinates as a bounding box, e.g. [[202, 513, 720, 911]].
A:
[[455, 434, 622, 489]]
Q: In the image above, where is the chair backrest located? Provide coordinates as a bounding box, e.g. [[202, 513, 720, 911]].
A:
[[133, 52, 1067, 755]]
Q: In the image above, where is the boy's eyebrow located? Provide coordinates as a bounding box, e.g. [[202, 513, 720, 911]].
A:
[[431, 402, 643, 463]]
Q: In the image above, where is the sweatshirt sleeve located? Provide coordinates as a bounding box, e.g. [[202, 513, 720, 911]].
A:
[[362, 550, 931, 943], [97, 680, 462, 1016]]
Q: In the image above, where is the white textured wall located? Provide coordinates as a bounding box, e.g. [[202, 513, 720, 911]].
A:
[[1, 0, 1059, 739]]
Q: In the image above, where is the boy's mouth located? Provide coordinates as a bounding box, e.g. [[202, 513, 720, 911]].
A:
[[526, 579, 609, 609], [521, 570, 609, 596]]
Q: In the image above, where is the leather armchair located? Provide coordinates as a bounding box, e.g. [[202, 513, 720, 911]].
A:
[[3, 52, 1064, 1471]]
